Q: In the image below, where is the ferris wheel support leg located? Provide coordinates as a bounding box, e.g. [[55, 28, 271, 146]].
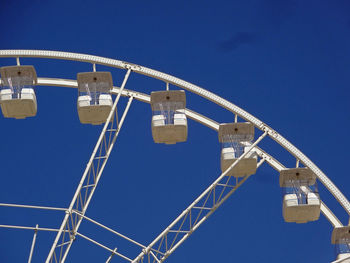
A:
[[132, 131, 267, 263], [45, 69, 132, 263]]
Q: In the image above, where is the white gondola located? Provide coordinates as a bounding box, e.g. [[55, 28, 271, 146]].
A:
[[77, 72, 113, 125], [280, 168, 321, 223], [0, 66, 37, 119], [150, 90, 187, 144], [218, 122, 257, 177], [332, 226, 350, 263]]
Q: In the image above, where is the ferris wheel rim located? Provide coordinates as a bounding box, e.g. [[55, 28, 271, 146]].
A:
[[0, 50, 348, 262], [0, 74, 343, 228], [26, 76, 342, 228], [0, 49, 347, 219]]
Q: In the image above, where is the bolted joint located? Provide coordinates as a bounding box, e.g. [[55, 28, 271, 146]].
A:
[[259, 124, 278, 138], [143, 247, 153, 256], [123, 62, 141, 71]]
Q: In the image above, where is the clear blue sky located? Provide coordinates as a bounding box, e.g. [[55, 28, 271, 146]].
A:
[[1, 0, 350, 262]]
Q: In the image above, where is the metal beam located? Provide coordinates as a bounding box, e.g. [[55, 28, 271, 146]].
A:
[[0, 203, 67, 212], [0, 50, 348, 219], [45, 70, 132, 263], [132, 132, 267, 263], [75, 232, 132, 262], [28, 224, 39, 263], [105, 248, 118, 263], [331, 255, 350, 263], [0, 71, 344, 259], [72, 211, 146, 248], [31, 77, 344, 229], [0, 224, 62, 232]]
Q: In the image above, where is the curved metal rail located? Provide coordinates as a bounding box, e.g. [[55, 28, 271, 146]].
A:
[[36, 78, 344, 263], [0, 49, 348, 217], [0, 50, 348, 262], [36, 77, 344, 229]]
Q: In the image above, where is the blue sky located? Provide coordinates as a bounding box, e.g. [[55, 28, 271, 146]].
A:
[[1, 0, 350, 262]]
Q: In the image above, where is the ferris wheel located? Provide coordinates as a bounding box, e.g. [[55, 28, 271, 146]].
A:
[[0, 49, 349, 263]]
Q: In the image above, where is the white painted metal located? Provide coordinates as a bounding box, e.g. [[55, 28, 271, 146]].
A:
[[0, 224, 62, 232], [106, 248, 118, 263], [0, 50, 348, 261], [8, 77, 343, 228], [72, 210, 146, 249], [321, 202, 343, 228], [0, 213, 146, 261], [132, 132, 267, 263], [0, 76, 342, 261], [0, 203, 67, 212], [0, 223, 133, 263], [45, 70, 132, 263], [0, 50, 346, 220], [0, 209, 146, 260], [75, 232, 133, 262], [332, 254, 350, 263], [62, 95, 133, 262], [33, 77, 347, 230], [28, 224, 39, 263]]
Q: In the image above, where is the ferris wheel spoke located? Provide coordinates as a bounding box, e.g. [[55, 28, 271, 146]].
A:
[[1, 50, 349, 215], [141, 159, 266, 263], [0, 50, 348, 261], [133, 132, 267, 263], [45, 70, 132, 263], [135, 142, 343, 263], [34, 77, 346, 228]]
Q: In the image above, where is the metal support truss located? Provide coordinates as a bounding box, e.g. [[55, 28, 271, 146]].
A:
[[2, 50, 349, 217], [0, 50, 349, 262], [45, 69, 132, 263], [0, 202, 146, 262], [27, 76, 346, 228], [0, 223, 134, 262], [133, 132, 267, 263]]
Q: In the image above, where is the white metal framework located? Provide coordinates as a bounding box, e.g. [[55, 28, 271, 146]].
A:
[[0, 50, 348, 263]]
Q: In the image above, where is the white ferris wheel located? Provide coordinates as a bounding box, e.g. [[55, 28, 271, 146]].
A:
[[0, 50, 349, 263]]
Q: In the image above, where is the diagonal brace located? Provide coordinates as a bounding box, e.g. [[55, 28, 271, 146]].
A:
[[46, 69, 132, 263]]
